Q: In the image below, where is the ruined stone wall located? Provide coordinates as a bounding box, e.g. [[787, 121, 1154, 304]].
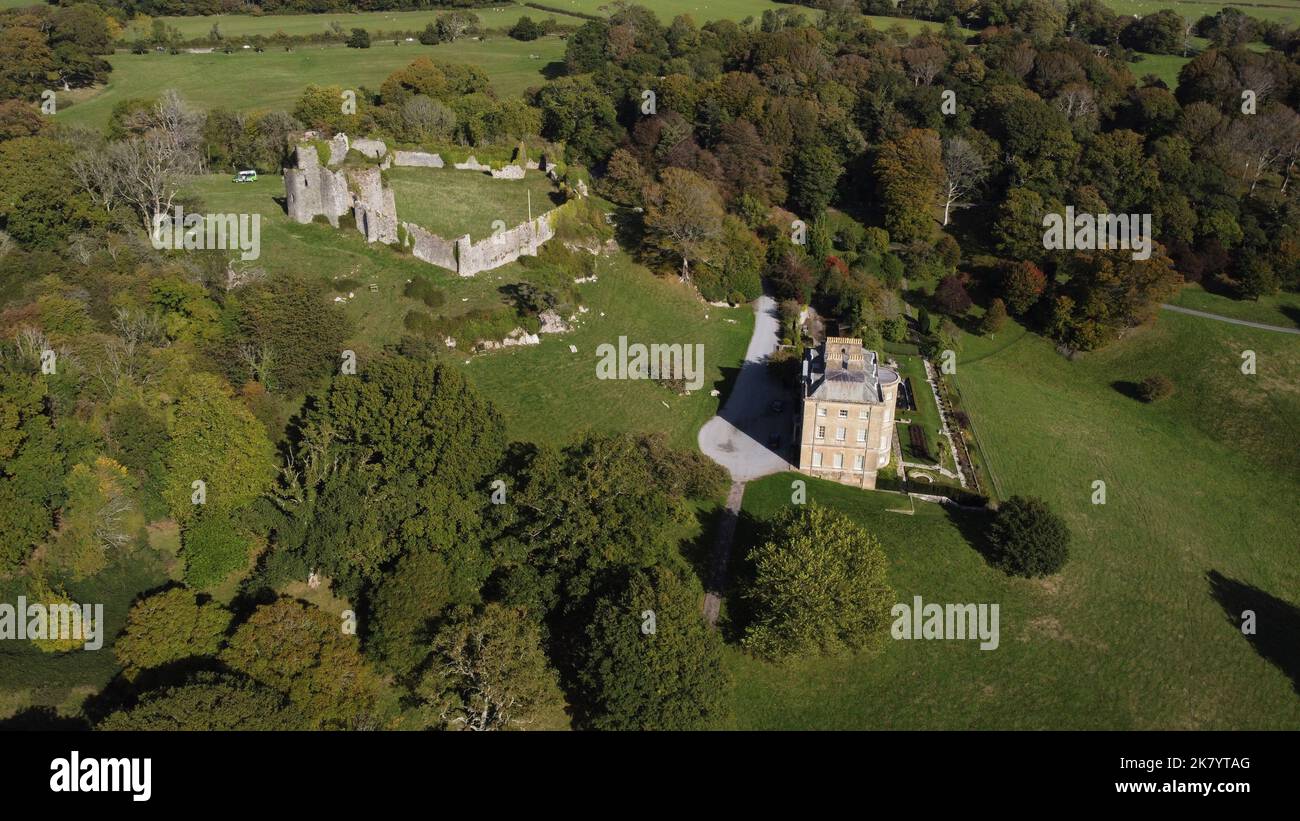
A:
[[490, 164, 526, 179], [394, 150, 444, 167], [404, 222, 459, 271], [352, 138, 388, 159], [348, 165, 398, 245], [284, 145, 351, 227], [454, 155, 492, 172], [285, 137, 577, 276], [455, 206, 560, 277], [327, 133, 349, 166]]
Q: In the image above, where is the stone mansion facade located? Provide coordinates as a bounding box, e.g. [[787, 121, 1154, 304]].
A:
[[796, 336, 900, 490]]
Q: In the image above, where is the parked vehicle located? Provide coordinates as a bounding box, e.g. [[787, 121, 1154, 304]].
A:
[[233, 170, 257, 183]]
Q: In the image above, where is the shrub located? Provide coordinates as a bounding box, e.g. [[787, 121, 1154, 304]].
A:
[[934, 273, 973, 315], [1138, 374, 1174, 402], [509, 16, 543, 41], [346, 28, 371, 49], [882, 316, 908, 342], [418, 23, 441, 45], [980, 298, 1008, 335], [404, 277, 446, 309], [860, 227, 890, 256], [404, 309, 437, 338], [986, 496, 1070, 577]]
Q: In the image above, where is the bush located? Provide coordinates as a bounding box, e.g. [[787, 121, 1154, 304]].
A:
[[880, 253, 904, 286], [404, 277, 446, 309], [346, 28, 371, 49], [404, 309, 437, 338], [882, 316, 908, 342], [1138, 374, 1174, 402], [980, 298, 1008, 335], [418, 23, 441, 45], [182, 514, 251, 589], [986, 496, 1070, 577], [509, 16, 543, 41], [860, 227, 890, 256]]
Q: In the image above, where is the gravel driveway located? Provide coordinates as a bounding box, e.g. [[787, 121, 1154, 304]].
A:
[[698, 294, 794, 481]]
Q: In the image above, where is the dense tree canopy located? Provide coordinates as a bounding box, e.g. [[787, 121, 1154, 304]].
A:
[[742, 504, 895, 661], [579, 565, 730, 730]]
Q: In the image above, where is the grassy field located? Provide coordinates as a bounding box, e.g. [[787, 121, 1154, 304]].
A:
[[188, 172, 752, 450], [123, 5, 584, 42], [1106, 0, 1300, 25], [530, 0, 795, 23], [56, 36, 566, 132], [387, 166, 563, 241], [1128, 51, 1192, 87], [727, 311, 1300, 729], [1170, 283, 1300, 329], [460, 252, 753, 451]]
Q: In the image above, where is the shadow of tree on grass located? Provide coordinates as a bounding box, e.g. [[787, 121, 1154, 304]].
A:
[[1207, 570, 1300, 695]]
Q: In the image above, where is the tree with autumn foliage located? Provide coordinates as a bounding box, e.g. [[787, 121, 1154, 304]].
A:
[[876, 128, 943, 243]]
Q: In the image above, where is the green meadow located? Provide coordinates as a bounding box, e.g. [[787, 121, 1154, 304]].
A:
[[1106, 0, 1300, 25], [460, 253, 753, 451], [528, 0, 797, 24], [123, 5, 584, 42], [187, 173, 753, 452], [727, 312, 1300, 729], [56, 36, 566, 132], [1170, 283, 1300, 329]]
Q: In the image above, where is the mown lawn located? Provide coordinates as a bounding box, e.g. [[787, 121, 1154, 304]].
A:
[[57, 36, 566, 132], [727, 312, 1300, 729], [893, 353, 944, 465], [1170, 284, 1300, 330], [1128, 51, 1192, 88], [387, 166, 563, 241]]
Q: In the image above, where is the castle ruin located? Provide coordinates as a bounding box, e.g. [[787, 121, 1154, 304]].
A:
[[283, 136, 571, 277]]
